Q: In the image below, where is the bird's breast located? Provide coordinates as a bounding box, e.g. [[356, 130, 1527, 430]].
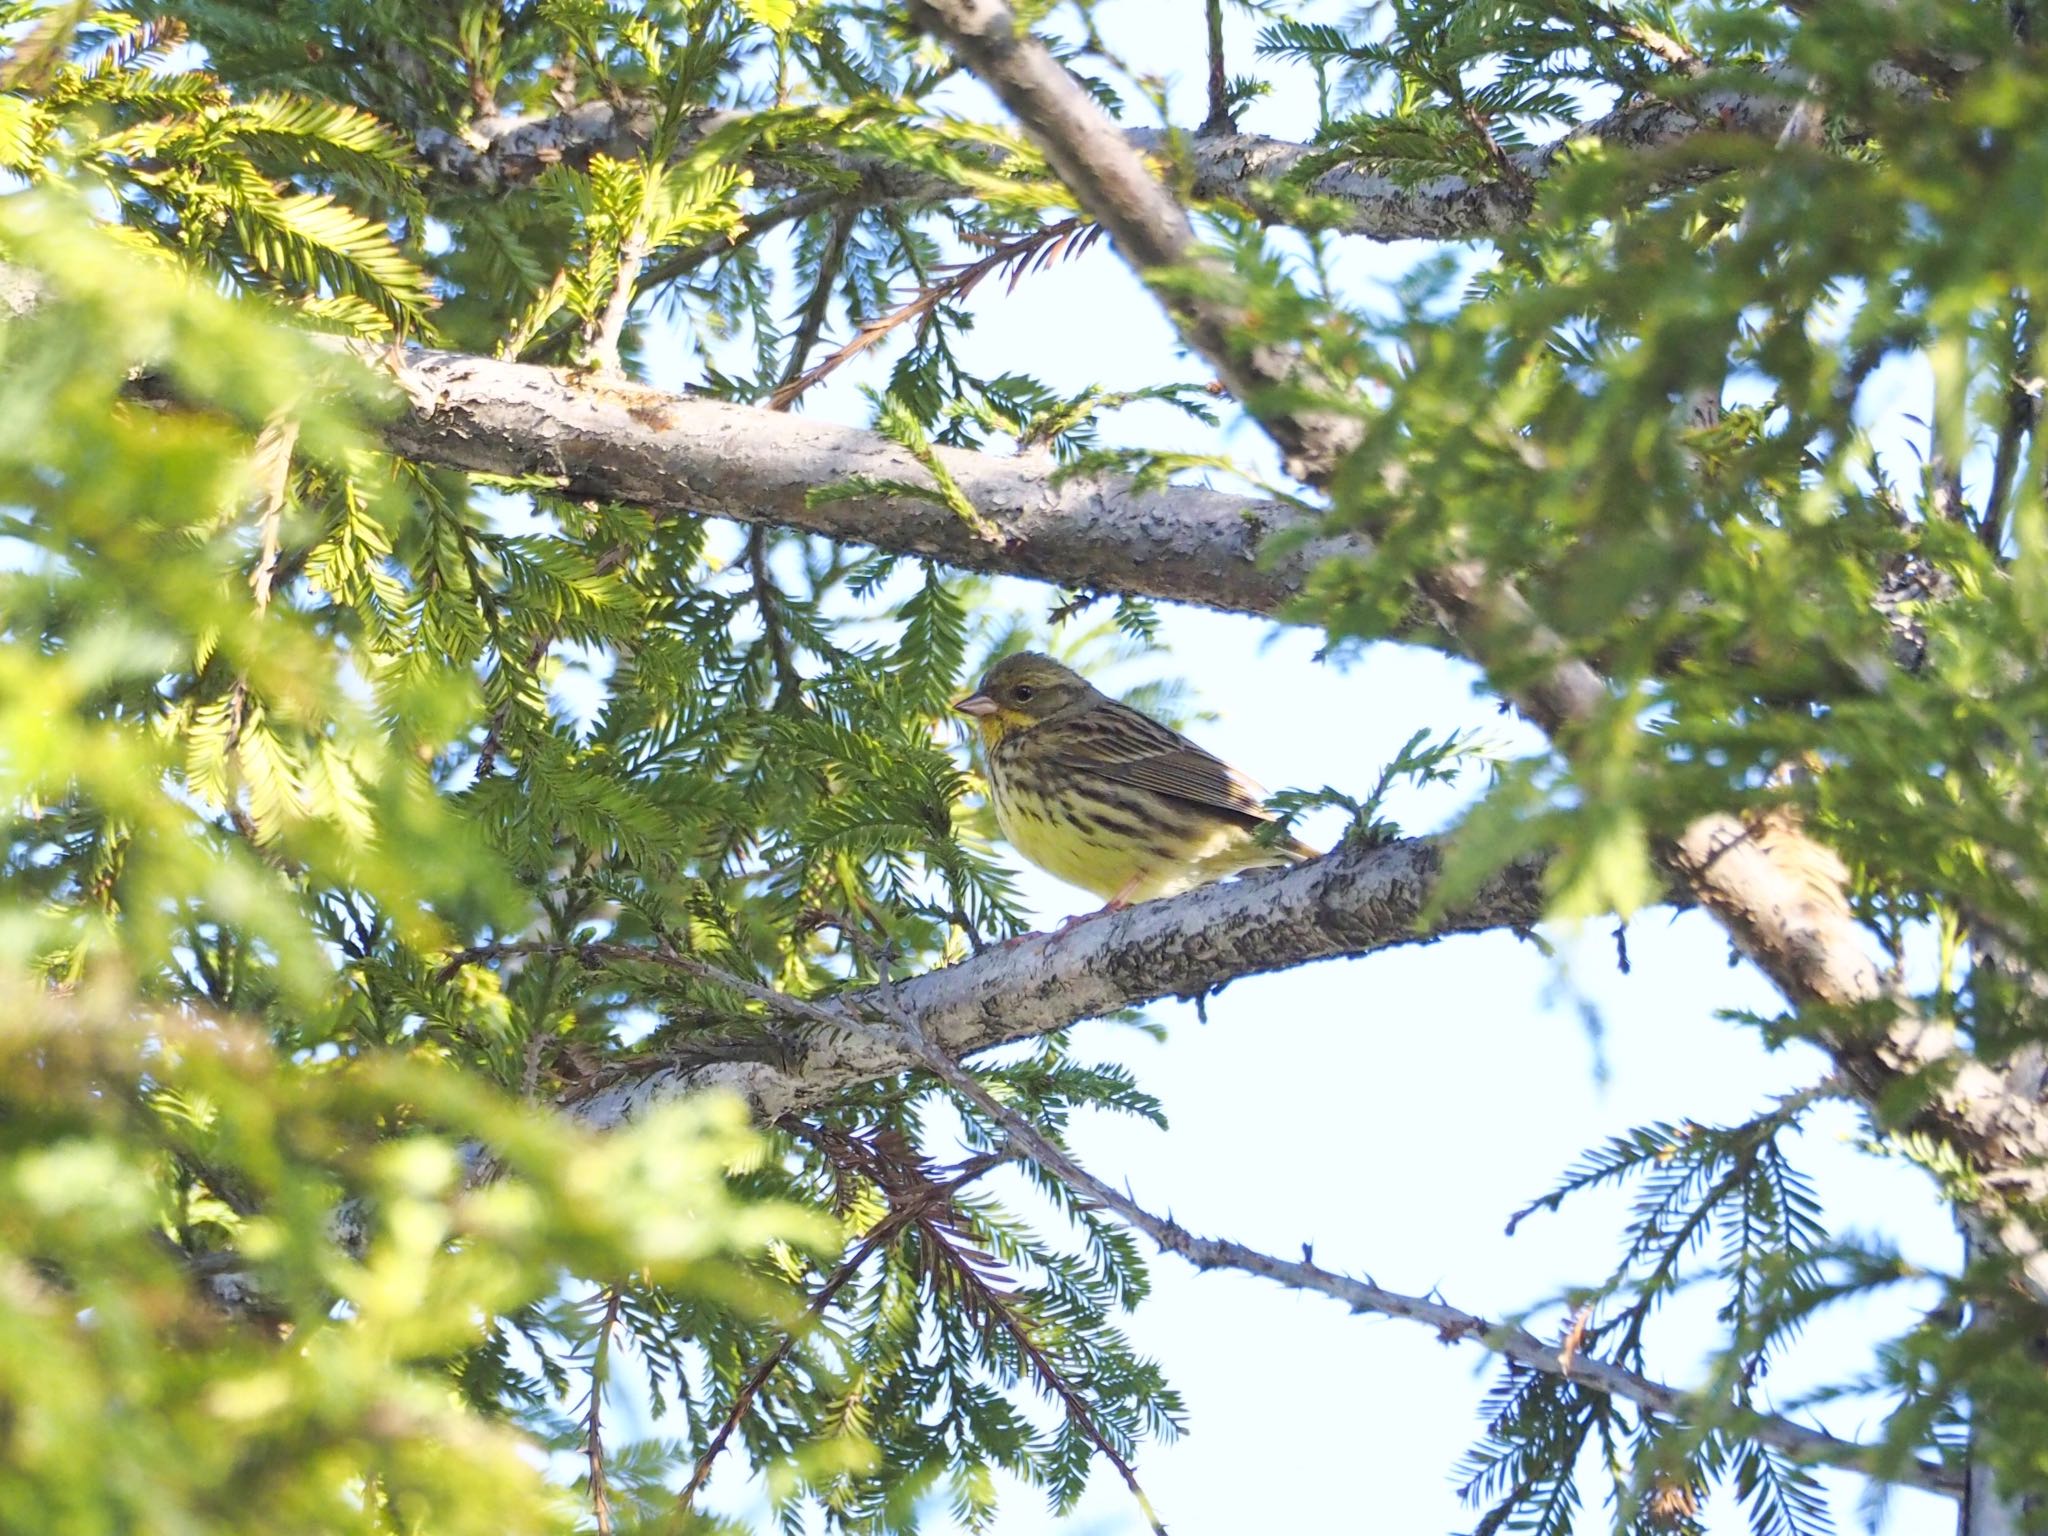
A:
[[987, 732, 1176, 900]]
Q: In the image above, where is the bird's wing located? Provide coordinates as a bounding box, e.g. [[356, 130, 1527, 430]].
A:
[[1048, 703, 1276, 824]]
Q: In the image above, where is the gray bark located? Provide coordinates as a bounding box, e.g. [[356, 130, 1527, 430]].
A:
[[565, 834, 1548, 1129], [1963, 1471, 2030, 1536], [1957, 1220, 2048, 1535], [373, 344, 1345, 615]]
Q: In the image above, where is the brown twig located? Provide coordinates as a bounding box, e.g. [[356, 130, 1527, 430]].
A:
[[583, 1286, 622, 1536], [1201, 0, 1231, 134], [474, 630, 550, 782], [214, 680, 304, 874], [767, 218, 1100, 411], [882, 1008, 1962, 1499], [776, 210, 854, 406], [635, 187, 844, 291], [746, 524, 805, 712], [675, 1146, 1004, 1509], [1447, 75, 1531, 196], [908, 1201, 1168, 1533], [804, 1095, 1166, 1529], [744, 211, 858, 711]]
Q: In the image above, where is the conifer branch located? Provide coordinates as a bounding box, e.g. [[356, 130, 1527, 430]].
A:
[[1572, 0, 1702, 71], [582, 1287, 621, 1536], [246, 413, 298, 611], [450, 835, 1555, 1126], [767, 217, 1099, 411], [743, 216, 858, 710], [583, 219, 647, 377], [908, 1197, 1167, 1533], [676, 1148, 1006, 1511], [415, 74, 1915, 245], [798, 1121, 1169, 1531], [31, 268, 2046, 1311], [889, 1015, 1964, 1500]]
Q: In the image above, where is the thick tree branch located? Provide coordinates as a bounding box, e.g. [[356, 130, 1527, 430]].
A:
[[372, 344, 1338, 615], [40, 287, 1933, 660], [546, 836, 1547, 1129]]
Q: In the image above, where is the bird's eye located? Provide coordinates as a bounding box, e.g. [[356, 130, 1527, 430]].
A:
[[1012, 685, 1036, 703]]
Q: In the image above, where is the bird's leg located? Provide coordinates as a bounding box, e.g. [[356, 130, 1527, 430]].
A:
[[1048, 877, 1142, 941], [1104, 873, 1143, 910]]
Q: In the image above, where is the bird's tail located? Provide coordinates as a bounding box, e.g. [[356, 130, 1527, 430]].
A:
[[1251, 829, 1321, 866]]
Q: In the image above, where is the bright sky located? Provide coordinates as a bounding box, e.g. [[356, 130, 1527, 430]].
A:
[[654, 3, 1966, 1530]]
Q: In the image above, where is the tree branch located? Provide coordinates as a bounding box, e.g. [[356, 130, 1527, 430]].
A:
[[414, 73, 1916, 245], [371, 343, 1336, 617], [516, 836, 1550, 1129], [581, 1286, 621, 1536], [676, 1148, 1006, 1511], [880, 1009, 1967, 1500]]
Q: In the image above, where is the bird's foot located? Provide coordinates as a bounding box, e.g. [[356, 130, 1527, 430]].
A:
[[1062, 900, 1127, 930], [1043, 898, 1129, 949]]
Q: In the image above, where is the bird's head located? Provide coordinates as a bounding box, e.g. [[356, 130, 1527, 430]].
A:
[[952, 652, 1101, 743]]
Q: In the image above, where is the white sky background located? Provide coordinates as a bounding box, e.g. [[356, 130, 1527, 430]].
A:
[[613, 1, 1967, 1530]]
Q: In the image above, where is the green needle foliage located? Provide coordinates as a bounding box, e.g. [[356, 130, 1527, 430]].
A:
[[6, 0, 2048, 1529]]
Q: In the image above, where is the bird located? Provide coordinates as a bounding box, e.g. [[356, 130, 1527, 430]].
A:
[[952, 652, 1320, 916]]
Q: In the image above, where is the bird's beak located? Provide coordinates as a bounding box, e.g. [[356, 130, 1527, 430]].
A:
[[952, 692, 998, 718]]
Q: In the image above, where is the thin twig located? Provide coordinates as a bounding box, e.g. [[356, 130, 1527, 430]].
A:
[[907, 1200, 1169, 1533], [474, 630, 549, 782], [883, 1012, 1963, 1500], [776, 210, 854, 404], [1443, 72, 1530, 196], [215, 679, 302, 874], [1979, 299, 2039, 553], [767, 218, 1097, 410], [246, 413, 298, 611], [636, 187, 842, 290], [745, 210, 857, 711], [1201, 0, 1231, 134], [1575, 0, 1702, 72], [675, 1150, 1004, 1509], [583, 1286, 621, 1536], [746, 524, 805, 711], [586, 222, 649, 377]]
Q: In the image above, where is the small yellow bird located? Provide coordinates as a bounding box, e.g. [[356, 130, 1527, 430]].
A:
[[953, 652, 1319, 914]]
